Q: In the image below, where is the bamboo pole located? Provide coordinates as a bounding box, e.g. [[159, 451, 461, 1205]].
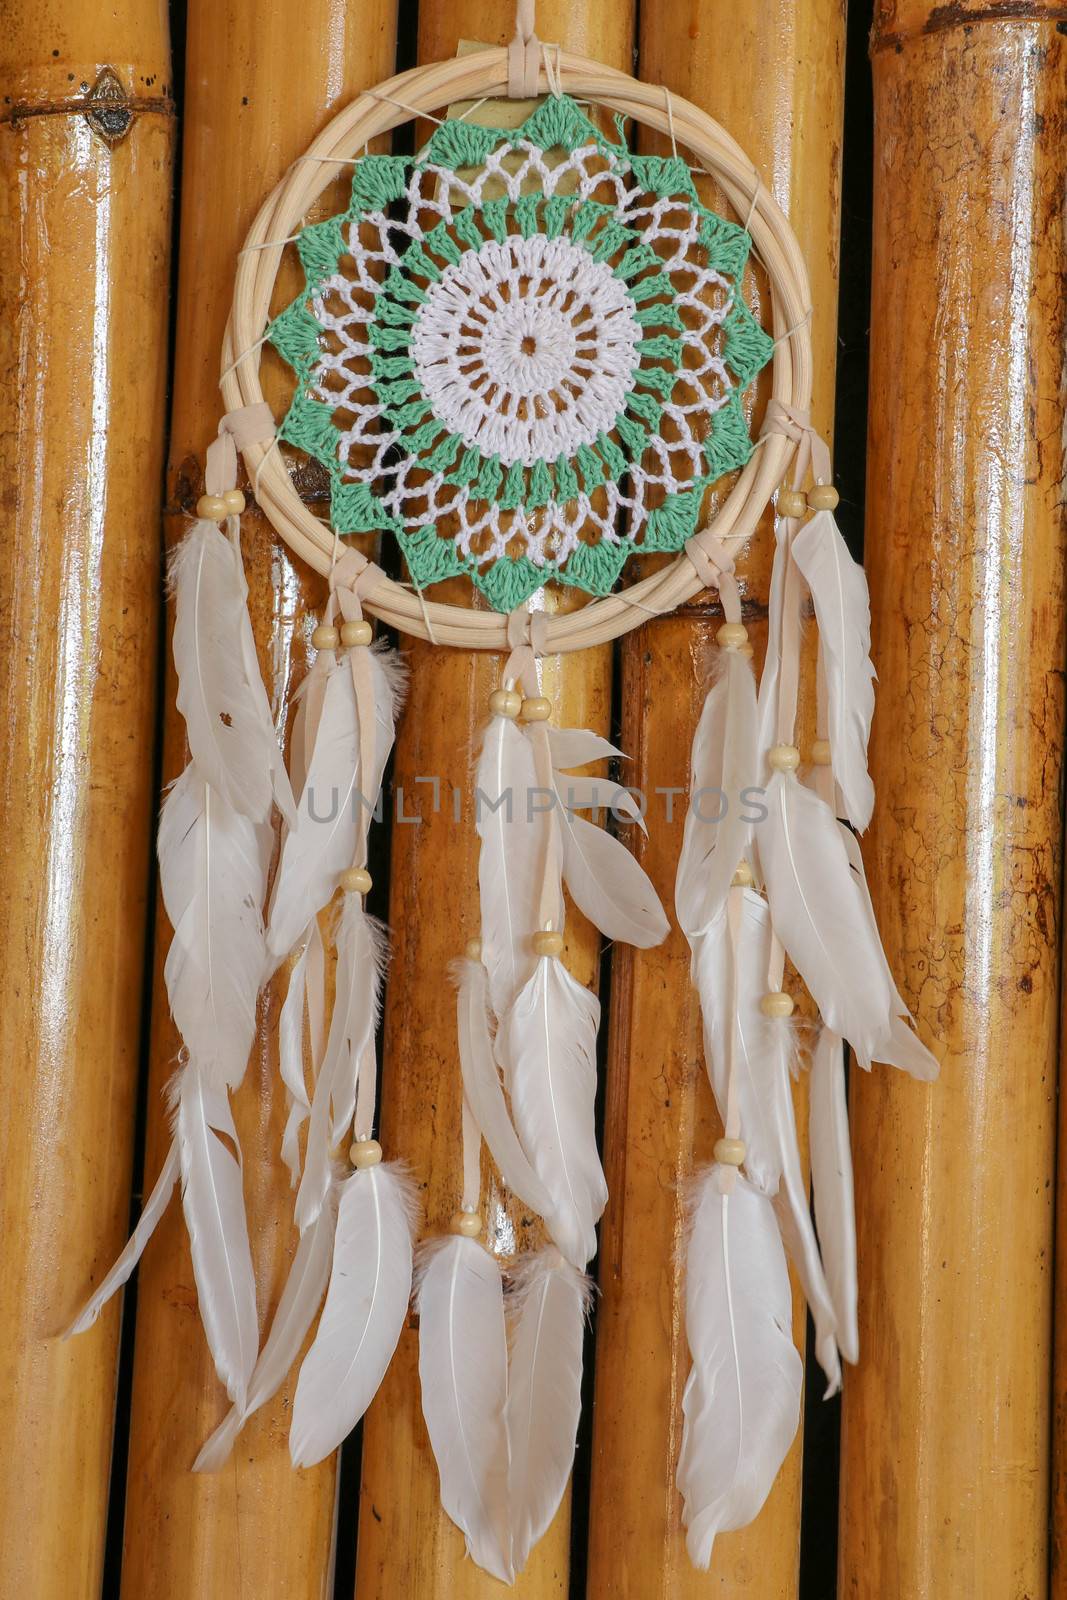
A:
[[118, 3, 397, 1595], [0, 8, 173, 1598], [839, 7, 1066, 1597], [352, 5, 633, 1596], [587, 4, 846, 1594]]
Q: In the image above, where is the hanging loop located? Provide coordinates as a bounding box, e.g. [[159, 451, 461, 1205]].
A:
[[761, 398, 833, 489], [508, 0, 541, 97]]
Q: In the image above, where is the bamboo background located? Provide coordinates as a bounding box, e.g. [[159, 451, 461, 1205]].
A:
[[0, 2, 1064, 1598]]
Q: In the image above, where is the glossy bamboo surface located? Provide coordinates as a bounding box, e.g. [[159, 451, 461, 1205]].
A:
[[352, 4, 632, 1596], [118, 3, 398, 1595], [839, 7, 1066, 1597], [586, 5, 846, 1595], [0, 7, 173, 1598]]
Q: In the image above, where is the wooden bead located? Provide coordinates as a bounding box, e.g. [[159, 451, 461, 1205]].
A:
[[521, 695, 552, 722], [451, 1210, 482, 1237], [339, 866, 372, 895], [532, 929, 564, 958], [196, 493, 228, 521], [777, 487, 807, 520], [760, 990, 795, 1019], [811, 738, 833, 765], [488, 688, 521, 719], [464, 938, 482, 962], [714, 1137, 746, 1167], [716, 622, 749, 650], [221, 488, 246, 515], [768, 743, 801, 772], [349, 1138, 383, 1169], [808, 483, 840, 511], [731, 859, 755, 888], [340, 619, 372, 648], [311, 623, 339, 651]]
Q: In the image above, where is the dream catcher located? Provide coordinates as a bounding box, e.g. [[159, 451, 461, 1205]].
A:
[[69, 19, 936, 1580]]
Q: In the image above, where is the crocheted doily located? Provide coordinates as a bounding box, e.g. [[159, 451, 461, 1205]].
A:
[[269, 94, 773, 610]]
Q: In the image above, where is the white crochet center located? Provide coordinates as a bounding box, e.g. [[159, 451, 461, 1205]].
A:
[[311, 139, 736, 571], [410, 234, 642, 468]]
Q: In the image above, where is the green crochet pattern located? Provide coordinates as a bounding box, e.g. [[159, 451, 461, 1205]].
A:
[[269, 94, 773, 611]]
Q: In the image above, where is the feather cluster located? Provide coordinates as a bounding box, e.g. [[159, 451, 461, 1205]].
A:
[[674, 500, 938, 1563], [418, 697, 667, 1578], [69, 466, 937, 1582], [200, 633, 409, 1472], [69, 515, 289, 1398], [417, 1239, 592, 1583], [71, 505, 414, 1475]]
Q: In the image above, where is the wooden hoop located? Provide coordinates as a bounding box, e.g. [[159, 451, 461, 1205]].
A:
[[221, 47, 813, 652]]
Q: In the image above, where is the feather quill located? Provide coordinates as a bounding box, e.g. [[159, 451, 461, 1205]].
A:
[[809, 1027, 859, 1364], [158, 765, 270, 1090], [65, 1141, 180, 1336], [476, 712, 555, 1022], [499, 956, 606, 1268], [677, 1168, 802, 1568], [170, 519, 289, 824], [193, 1179, 339, 1472], [676, 650, 759, 938], [290, 1161, 417, 1466], [416, 1236, 512, 1583], [506, 1248, 592, 1574], [791, 510, 876, 832], [455, 959, 552, 1217], [175, 1066, 259, 1406]]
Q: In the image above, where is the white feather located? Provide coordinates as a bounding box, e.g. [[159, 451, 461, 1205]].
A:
[[754, 517, 793, 762], [676, 650, 758, 938], [278, 929, 315, 1184], [267, 643, 402, 968], [689, 891, 793, 1193], [555, 802, 668, 949], [455, 960, 552, 1218], [170, 519, 288, 824], [771, 1146, 842, 1398], [65, 1141, 180, 1335], [554, 773, 646, 834], [506, 1248, 591, 1574], [546, 727, 625, 769], [809, 1027, 859, 1365], [290, 1161, 417, 1466], [416, 1237, 512, 1583], [838, 824, 939, 1080], [690, 892, 840, 1390], [499, 957, 606, 1268], [476, 713, 555, 1022], [295, 901, 386, 1232], [361, 640, 407, 811], [193, 1181, 339, 1472], [677, 1168, 802, 1568], [760, 772, 899, 1067], [175, 1067, 259, 1406], [791, 511, 876, 832], [158, 766, 270, 1090]]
